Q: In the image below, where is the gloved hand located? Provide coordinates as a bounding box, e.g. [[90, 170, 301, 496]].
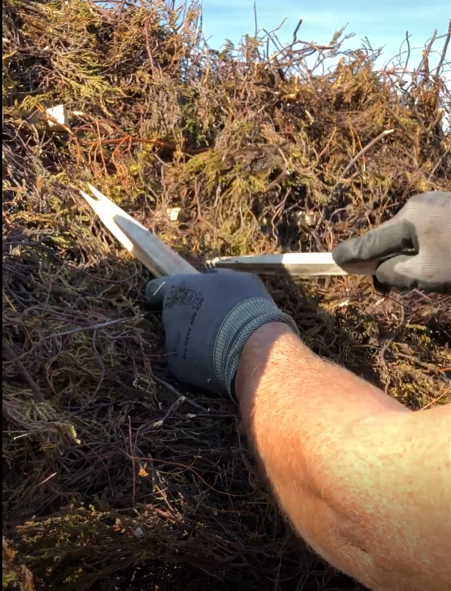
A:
[[332, 192, 451, 293], [146, 270, 299, 395]]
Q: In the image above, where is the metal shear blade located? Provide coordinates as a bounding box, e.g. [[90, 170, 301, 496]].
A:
[[79, 184, 198, 277]]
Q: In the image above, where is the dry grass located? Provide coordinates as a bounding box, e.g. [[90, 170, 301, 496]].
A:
[[2, 2, 451, 589]]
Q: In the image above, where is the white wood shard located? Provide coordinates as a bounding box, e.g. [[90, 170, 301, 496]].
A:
[[80, 184, 198, 277], [167, 207, 181, 221], [45, 105, 70, 131], [208, 252, 379, 277]]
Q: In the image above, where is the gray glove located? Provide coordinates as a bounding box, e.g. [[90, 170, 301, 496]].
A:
[[332, 192, 451, 293], [146, 270, 299, 395]]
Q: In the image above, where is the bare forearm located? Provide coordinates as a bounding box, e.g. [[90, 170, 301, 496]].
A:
[[235, 323, 451, 591]]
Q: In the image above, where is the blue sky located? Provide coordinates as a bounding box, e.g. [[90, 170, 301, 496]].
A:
[[200, 1, 450, 70]]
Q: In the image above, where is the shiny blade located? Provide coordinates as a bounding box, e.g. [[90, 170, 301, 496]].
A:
[[79, 185, 198, 277], [208, 252, 379, 277]]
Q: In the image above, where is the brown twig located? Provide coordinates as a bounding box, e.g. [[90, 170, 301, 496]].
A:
[[338, 129, 395, 181], [421, 387, 450, 410], [435, 20, 451, 76], [128, 416, 136, 506], [151, 372, 234, 416], [3, 318, 131, 364], [152, 397, 184, 428], [3, 339, 45, 402], [428, 147, 450, 180]]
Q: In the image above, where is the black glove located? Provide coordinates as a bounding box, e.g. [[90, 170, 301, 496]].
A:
[[332, 192, 451, 293], [146, 270, 299, 395]]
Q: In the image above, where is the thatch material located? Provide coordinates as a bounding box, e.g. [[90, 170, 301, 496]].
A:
[[3, 1, 450, 589]]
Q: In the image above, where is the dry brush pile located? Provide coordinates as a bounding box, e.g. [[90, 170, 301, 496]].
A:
[[2, 1, 451, 589]]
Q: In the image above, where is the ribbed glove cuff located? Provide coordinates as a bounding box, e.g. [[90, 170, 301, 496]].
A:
[[213, 297, 300, 395]]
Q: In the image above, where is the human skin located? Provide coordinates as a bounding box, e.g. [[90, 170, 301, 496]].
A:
[[235, 322, 451, 591]]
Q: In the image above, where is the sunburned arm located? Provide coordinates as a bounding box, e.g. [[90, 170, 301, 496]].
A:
[[235, 323, 451, 591]]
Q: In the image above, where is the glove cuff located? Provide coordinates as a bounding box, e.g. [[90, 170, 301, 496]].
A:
[[213, 297, 300, 395]]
